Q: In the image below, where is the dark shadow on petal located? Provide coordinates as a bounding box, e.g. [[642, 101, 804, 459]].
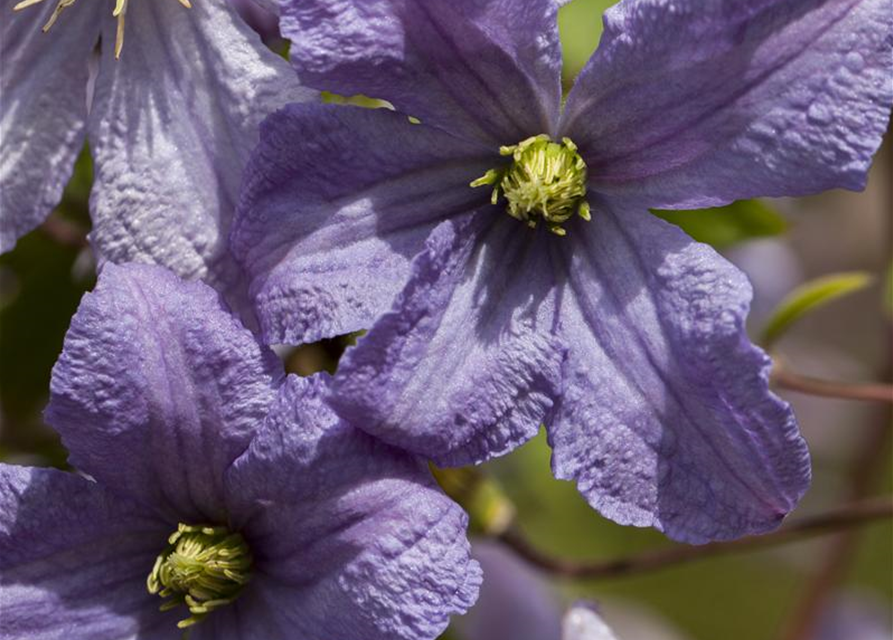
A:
[[1, 469, 182, 638]]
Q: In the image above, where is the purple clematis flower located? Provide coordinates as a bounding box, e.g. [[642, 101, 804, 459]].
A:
[[0, 263, 480, 639], [232, 0, 892, 542], [0, 0, 314, 302]]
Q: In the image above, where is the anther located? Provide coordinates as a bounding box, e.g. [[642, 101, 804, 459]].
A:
[[147, 523, 252, 629], [471, 134, 591, 236]]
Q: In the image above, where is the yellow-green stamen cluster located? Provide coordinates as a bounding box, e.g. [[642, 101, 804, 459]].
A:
[[471, 134, 591, 236], [147, 523, 252, 629]]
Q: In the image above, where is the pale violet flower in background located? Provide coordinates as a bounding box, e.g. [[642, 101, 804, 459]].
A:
[[457, 541, 563, 640], [459, 541, 685, 640], [0, 0, 314, 303], [0, 264, 480, 639], [813, 593, 893, 640], [232, 0, 892, 543], [563, 606, 621, 640], [723, 238, 805, 326]]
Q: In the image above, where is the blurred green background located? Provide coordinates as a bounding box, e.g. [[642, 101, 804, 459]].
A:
[[0, 1, 889, 638]]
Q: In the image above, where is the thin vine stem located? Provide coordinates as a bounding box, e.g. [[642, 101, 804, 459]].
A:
[[498, 496, 893, 580], [772, 366, 893, 404]]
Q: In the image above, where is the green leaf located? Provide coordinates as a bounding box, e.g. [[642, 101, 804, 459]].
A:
[[559, 0, 620, 84], [320, 91, 393, 110], [430, 465, 515, 536], [760, 272, 874, 348], [884, 260, 893, 317], [652, 199, 788, 249]]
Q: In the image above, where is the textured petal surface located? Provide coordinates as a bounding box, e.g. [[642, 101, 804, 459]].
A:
[[46, 263, 281, 522], [0, 465, 176, 640], [232, 103, 495, 344], [225, 374, 481, 640], [331, 214, 566, 467], [87, 0, 315, 298], [280, 0, 562, 143], [548, 199, 811, 543], [562, 0, 893, 208], [0, 1, 99, 251]]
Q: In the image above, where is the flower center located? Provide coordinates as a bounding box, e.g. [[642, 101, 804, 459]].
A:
[[471, 134, 591, 237], [12, 0, 192, 59], [147, 523, 252, 629]]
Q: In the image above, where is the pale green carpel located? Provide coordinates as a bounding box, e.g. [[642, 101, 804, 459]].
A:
[[147, 523, 252, 629], [471, 134, 590, 236]]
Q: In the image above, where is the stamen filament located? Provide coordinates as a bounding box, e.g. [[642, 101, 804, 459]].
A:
[[12, 0, 46, 11], [41, 0, 77, 32], [14, 0, 192, 59], [115, 9, 126, 58]]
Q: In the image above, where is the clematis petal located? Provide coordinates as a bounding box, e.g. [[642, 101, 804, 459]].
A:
[[186, 588, 297, 640], [229, 0, 282, 42], [330, 214, 566, 467], [231, 103, 495, 345], [549, 199, 811, 543], [45, 263, 282, 522], [0, 1, 100, 252], [814, 595, 893, 640], [562, 0, 893, 209], [86, 0, 315, 299], [236, 0, 279, 16], [562, 606, 620, 640], [225, 374, 481, 640], [457, 541, 563, 640], [0, 465, 176, 640], [280, 0, 563, 143]]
